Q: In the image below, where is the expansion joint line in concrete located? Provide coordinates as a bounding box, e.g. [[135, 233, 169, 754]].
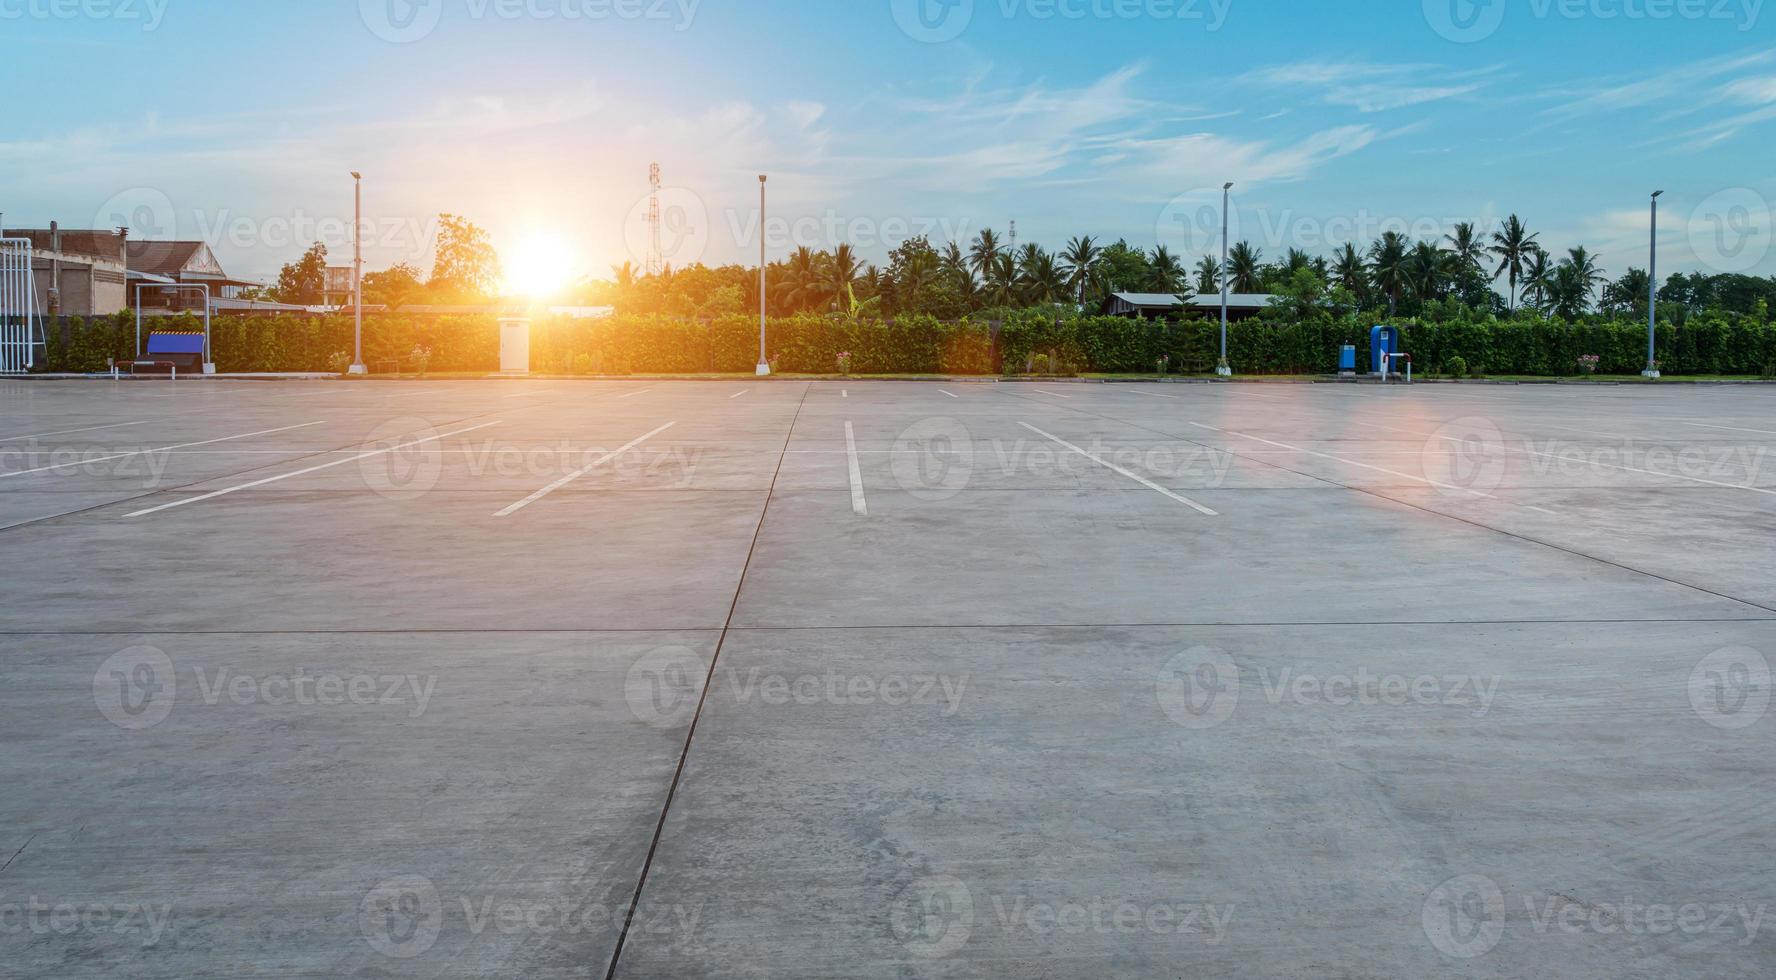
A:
[[602, 382, 813, 980]]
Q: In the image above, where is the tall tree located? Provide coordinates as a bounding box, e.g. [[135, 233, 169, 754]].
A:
[[1408, 240, 1450, 304], [1446, 222, 1487, 275], [428, 214, 501, 301], [1020, 249, 1068, 306], [361, 261, 423, 308], [1193, 255, 1222, 295], [1331, 243, 1368, 305], [274, 241, 328, 305], [821, 244, 864, 312], [1226, 241, 1263, 293], [1490, 215, 1539, 313], [1061, 236, 1099, 306], [968, 229, 1004, 279], [1148, 245, 1185, 294], [982, 252, 1019, 307], [1601, 268, 1652, 316], [1521, 247, 1555, 311], [780, 246, 823, 312], [1368, 232, 1411, 314]]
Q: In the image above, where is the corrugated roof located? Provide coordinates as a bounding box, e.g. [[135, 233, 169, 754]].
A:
[[9, 229, 129, 262]]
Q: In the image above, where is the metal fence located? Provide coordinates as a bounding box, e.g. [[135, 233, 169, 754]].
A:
[[0, 238, 44, 372]]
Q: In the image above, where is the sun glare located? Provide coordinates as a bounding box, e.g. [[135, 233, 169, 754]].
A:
[[504, 232, 578, 298]]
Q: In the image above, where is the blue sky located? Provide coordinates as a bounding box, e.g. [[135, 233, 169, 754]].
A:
[[2, 0, 1773, 285]]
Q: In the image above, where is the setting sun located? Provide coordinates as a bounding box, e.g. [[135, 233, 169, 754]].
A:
[[503, 231, 578, 298]]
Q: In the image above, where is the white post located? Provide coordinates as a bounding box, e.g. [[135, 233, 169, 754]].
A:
[[756, 175, 771, 377], [201, 283, 215, 374], [349, 172, 368, 375], [1644, 191, 1663, 379], [1217, 181, 1233, 377]]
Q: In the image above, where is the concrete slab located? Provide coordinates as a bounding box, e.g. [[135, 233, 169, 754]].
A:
[[0, 631, 715, 979], [2, 378, 1772, 979]]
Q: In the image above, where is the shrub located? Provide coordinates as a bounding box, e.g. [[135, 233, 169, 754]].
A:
[[1444, 356, 1468, 379]]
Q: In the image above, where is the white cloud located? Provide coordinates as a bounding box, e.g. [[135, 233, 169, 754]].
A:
[[1242, 61, 1496, 113]]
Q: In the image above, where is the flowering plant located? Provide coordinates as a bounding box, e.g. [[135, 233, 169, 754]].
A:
[[1577, 354, 1601, 376], [836, 351, 852, 376]]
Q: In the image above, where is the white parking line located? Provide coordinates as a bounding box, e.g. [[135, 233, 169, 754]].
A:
[[1201, 422, 1557, 515], [845, 421, 868, 516], [938, 389, 959, 398], [0, 420, 155, 442], [1120, 388, 1176, 398], [1032, 389, 1073, 399], [1684, 422, 1776, 437], [1511, 442, 1776, 498], [842, 390, 849, 398], [125, 422, 499, 518], [730, 389, 749, 399], [616, 388, 656, 399], [2, 421, 329, 481], [503, 390, 547, 399], [495, 421, 678, 517], [1019, 422, 1217, 516]]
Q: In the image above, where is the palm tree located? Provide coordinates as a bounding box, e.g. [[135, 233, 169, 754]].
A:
[[1193, 255, 1221, 295], [1283, 248, 1314, 276], [1408, 240, 1450, 304], [780, 246, 823, 312], [1331, 243, 1368, 303], [1061, 236, 1099, 306], [1562, 246, 1606, 307], [941, 241, 978, 307], [968, 229, 1004, 279], [1446, 222, 1487, 275], [1020, 250, 1069, 306], [1602, 268, 1652, 315], [1227, 242, 1263, 293], [1148, 245, 1185, 294], [820, 244, 864, 312], [982, 252, 1019, 307], [1490, 215, 1539, 313], [1368, 232, 1411, 314], [893, 247, 940, 311], [1521, 247, 1555, 311]]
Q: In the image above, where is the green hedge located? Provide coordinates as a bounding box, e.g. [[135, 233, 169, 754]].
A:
[[32, 308, 1776, 377]]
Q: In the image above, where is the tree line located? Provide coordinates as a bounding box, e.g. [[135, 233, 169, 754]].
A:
[[596, 215, 1775, 327]]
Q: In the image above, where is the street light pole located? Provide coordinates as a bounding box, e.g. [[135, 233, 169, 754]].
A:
[[349, 171, 367, 375], [1217, 181, 1234, 377], [757, 175, 771, 376], [1644, 190, 1663, 379]]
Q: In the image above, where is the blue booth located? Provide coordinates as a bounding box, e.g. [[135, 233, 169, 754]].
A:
[[1370, 326, 1401, 375]]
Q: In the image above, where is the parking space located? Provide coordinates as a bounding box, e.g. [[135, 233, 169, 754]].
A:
[[1, 378, 1772, 978]]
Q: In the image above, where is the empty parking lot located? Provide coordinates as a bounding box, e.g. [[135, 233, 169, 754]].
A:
[[1, 377, 1772, 978]]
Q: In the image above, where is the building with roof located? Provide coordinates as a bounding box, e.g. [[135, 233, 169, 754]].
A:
[[1106, 292, 1275, 321], [125, 240, 266, 312], [10, 225, 131, 316]]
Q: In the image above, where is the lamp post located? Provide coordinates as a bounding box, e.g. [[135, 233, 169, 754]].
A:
[[1217, 181, 1234, 377], [1644, 190, 1663, 379], [756, 175, 771, 377], [348, 171, 367, 375]]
